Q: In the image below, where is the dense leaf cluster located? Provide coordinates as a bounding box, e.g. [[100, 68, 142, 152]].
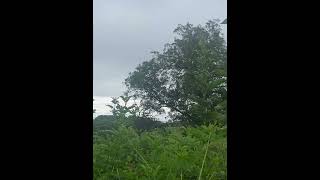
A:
[[125, 20, 227, 125]]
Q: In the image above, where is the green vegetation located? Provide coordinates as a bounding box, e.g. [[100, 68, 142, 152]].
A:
[[94, 125, 226, 180], [125, 19, 226, 126], [94, 20, 227, 179]]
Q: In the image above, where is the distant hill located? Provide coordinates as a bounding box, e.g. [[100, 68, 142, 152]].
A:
[[94, 114, 165, 132], [93, 115, 117, 131]]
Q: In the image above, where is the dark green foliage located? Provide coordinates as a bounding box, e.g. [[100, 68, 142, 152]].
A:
[[125, 20, 227, 126], [221, 18, 227, 24], [93, 115, 117, 130], [132, 117, 163, 132]]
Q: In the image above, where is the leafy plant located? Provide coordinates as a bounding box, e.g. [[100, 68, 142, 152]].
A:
[[93, 124, 226, 180]]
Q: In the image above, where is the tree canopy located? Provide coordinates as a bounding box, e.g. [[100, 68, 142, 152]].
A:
[[125, 20, 227, 126]]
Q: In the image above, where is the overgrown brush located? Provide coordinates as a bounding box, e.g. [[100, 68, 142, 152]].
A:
[[94, 124, 226, 180]]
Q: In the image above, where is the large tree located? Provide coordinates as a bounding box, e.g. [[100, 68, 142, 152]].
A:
[[125, 20, 227, 125]]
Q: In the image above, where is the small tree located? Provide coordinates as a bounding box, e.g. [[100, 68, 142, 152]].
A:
[[106, 92, 163, 130]]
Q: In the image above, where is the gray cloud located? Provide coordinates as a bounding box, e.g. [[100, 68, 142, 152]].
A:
[[93, 0, 227, 97]]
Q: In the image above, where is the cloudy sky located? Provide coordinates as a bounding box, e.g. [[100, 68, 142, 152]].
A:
[[93, 0, 227, 116]]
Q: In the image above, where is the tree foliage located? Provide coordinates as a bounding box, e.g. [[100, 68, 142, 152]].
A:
[[125, 20, 227, 125], [106, 92, 164, 131]]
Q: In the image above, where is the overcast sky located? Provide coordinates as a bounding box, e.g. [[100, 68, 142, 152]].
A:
[[93, 0, 227, 116]]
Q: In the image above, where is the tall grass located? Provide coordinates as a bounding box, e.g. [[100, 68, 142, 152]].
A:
[[94, 124, 226, 180]]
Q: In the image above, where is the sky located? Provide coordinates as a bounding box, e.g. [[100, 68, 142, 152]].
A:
[[93, 0, 227, 117]]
